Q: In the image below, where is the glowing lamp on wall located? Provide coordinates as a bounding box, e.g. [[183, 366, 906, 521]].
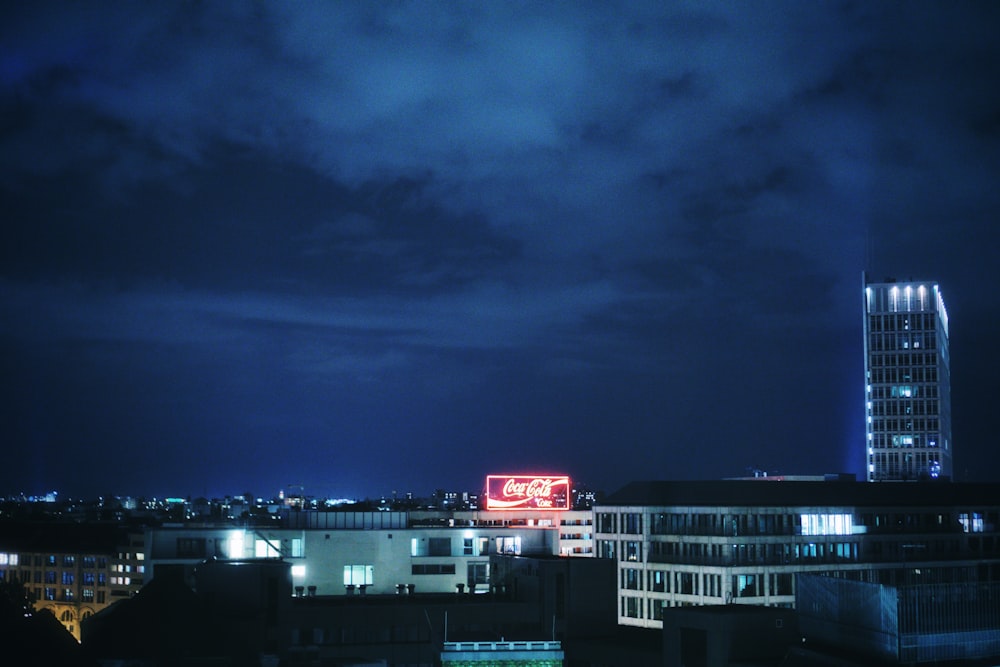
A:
[[485, 474, 570, 510]]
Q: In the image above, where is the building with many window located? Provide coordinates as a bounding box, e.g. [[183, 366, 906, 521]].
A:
[[144, 509, 592, 598], [863, 275, 951, 481], [594, 479, 1000, 630], [0, 522, 145, 641]]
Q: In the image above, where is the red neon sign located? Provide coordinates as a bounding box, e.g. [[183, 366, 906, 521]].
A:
[[485, 475, 570, 510]]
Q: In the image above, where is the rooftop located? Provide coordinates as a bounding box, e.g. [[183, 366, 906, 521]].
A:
[[601, 479, 1000, 508]]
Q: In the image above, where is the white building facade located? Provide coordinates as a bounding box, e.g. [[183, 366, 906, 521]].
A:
[[595, 480, 1000, 630], [145, 509, 591, 597]]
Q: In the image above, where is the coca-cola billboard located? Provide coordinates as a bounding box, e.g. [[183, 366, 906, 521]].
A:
[[485, 475, 570, 510]]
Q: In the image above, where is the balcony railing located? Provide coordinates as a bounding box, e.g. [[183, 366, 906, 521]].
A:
[[442, 641, 563, 652]]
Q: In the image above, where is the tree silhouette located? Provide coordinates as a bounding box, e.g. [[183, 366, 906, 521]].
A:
[[0, 576, 34, 619], [0, 577, 92, 666]]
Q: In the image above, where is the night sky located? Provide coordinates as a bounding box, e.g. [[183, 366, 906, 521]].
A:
[[2, 2, 999, 500]]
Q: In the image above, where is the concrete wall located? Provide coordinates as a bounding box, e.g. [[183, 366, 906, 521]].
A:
[[146, 524, 559, 596]]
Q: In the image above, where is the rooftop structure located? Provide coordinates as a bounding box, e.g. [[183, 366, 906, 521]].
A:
[[441, 640, 564, 665]]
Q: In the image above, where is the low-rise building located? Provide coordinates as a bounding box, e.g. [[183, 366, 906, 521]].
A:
[[594, 479, 1000, 630], [145, 509, 579, 597]]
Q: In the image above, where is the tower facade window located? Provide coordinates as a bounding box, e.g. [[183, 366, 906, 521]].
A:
[[863, 276, 951, 481]]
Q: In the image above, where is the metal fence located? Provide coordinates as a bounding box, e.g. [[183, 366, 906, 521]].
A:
[[797, 573, 1000, 663]]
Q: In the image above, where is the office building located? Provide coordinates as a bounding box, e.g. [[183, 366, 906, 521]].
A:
[[863, 276, 951, 481], [594, 479, 1000, 630]]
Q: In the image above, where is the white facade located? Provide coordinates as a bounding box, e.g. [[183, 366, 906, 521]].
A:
[[863, 276, 951, 481], [595, 480, 1000, 630], [447, 509, 594, 557], [145, 512, 568, 597]]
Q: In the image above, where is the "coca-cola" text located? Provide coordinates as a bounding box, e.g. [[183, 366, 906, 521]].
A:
[[485, 475, 570, 510]]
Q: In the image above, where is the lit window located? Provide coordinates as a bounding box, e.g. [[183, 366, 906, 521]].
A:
[[496, 536, 521, 555], [800, 513, 854, 536], [227, 532, 245, 559], [959, 513, 985, 533], [255, 539, 280, 558], [343, 565, 373, 586], [291, 564, 306, 578]]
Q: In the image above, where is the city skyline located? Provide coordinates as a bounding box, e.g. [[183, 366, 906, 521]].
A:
[[3, 3, 1000, 499]]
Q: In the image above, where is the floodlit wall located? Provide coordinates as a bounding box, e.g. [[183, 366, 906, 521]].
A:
[[797, 575, 898, 661], [146, 524, 558, 596], [797, 574, 1000, 663]]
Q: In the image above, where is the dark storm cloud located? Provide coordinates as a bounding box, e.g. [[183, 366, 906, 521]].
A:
[[2, 1, 999, 497]]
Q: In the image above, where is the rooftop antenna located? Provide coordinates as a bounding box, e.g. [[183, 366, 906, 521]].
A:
[[864, 219, 874, 276]]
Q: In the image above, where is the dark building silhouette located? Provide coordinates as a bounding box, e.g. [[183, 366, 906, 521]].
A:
[[0, 578, 92, 667], [662, 604, 798, 667], [81, 557, 567, 666]]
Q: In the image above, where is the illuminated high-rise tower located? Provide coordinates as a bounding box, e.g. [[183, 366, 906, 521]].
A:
[[863, 275, 951, 481]]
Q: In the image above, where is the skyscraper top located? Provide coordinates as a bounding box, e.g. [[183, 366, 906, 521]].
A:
[[864, 278, 948, 337]]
